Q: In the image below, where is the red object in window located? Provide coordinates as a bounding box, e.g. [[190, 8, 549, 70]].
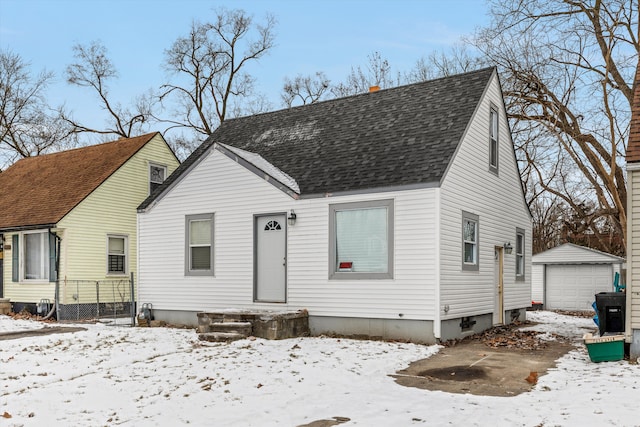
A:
[[339, 262, 353, 269]]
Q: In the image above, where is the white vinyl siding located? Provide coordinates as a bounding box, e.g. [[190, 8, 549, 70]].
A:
[[138, 149, 438, 320], [439, 73, 532, 319], [531, 264, 544, 303]]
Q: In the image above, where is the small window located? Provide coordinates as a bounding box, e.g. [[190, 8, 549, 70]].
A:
[[107, 235, 127, 275], [489, 107, 499, 173], [149, 163, 167, 194], [185, 214, 214, 276], [329, 199, 394, 280], [462, 211, 479, 271], [516, 228, 525, 280], [264, 221, 282, 231]]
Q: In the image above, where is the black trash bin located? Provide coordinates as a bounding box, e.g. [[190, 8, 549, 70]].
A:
[[594, 292, 625, 336]]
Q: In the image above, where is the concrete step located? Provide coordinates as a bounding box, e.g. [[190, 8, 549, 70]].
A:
[[210, 321, 252, 335], [198, 332, 246, 343]]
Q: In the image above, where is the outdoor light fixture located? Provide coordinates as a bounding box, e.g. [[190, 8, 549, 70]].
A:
[[288, 210, 297, 226], [504, 242, 513, 254]]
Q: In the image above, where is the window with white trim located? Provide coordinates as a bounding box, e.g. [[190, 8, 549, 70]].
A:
[[462, 211, 479, 271], [185, 214, 214, 276], [23, 230, 50, 280], [489, 106, 499, 173], [329, 199, 394, 280], [516, 228, 525, 280], [107, 235, 127, 275], [149, 163, 167, 194]]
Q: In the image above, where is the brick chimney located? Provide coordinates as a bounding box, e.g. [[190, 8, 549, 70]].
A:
[[627, 64, 640, 162]]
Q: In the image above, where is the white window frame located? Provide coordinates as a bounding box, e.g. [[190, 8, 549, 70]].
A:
[[516, 228, 525, 280], [149, 163, 167, 194], [329, 199, 394, 280], [106, 234, 128, 276], [185, 213, 214, 276], [462, 211, 479, 271], [489, 106, 499, 174], [20, 230, 50, 282]]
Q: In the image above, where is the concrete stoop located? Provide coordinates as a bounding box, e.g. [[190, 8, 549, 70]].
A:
[[197, 309, 309, 342]]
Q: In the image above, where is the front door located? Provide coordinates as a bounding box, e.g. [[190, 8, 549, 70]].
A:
[[255, 214, 287, 302], [493, 246, 504, 325]]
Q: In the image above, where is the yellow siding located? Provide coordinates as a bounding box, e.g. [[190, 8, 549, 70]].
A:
[[3, 134, 179, 304]]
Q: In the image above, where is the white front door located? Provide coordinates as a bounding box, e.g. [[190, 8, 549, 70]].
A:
[[255, 214, 287, 302]]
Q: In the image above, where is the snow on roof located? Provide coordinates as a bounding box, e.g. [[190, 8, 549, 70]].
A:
[[218, 143, 300, 194]]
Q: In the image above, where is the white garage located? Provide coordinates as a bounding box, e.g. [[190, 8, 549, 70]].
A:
[[532, 243, 624, 311]]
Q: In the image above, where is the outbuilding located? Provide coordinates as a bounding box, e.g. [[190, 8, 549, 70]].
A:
[[532, 243, 624, 311]]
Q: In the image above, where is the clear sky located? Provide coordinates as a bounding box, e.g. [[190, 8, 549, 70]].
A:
[[0, 0, 491, 139]]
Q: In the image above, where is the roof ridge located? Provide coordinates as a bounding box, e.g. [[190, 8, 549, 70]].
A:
[[14, 132, 159, 163], [224, 66, 496, 123]]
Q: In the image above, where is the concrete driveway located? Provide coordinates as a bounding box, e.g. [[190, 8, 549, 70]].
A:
[[392, 327, 575, 396]]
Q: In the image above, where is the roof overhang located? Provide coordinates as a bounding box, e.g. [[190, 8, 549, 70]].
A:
[[0, 223, 57, 233]]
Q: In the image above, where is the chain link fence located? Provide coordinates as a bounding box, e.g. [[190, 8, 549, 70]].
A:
[[55, 274, 135, 326]]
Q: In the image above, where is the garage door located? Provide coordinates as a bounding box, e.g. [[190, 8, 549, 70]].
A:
[[545, 264, 614, 310]]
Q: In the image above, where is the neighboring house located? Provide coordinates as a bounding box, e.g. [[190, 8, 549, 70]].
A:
[[137, 67, 532, 343], [532, 243, 624, 311], [625, 65, 640, 359], [0, 133, 179, 314]]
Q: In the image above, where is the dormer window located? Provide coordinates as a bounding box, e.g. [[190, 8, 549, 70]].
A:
[[489, 106, 499, 174], [149, 163, 167, 194]]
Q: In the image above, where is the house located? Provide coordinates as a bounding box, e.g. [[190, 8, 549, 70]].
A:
[[0, 132, 179, 316], [137, 67, 532, 343], [625, 65, 640, 359], [532, 243, 624, 311]]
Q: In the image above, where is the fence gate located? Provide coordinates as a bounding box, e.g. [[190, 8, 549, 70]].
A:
[[55, 273, 136, 326]]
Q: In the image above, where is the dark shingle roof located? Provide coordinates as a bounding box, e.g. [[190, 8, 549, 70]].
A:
[[627, 65, 640, 162], [0, 132, 159, 230], [139, 67, 495, 209]]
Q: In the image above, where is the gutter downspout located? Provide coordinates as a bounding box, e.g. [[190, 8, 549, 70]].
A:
[[434, 187, 442, 341], [43, 228, 61, 320]]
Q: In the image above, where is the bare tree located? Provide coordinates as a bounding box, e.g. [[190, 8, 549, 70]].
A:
[[159, 8, 276, 142], [405, 44, 487, 83], [0, 49, 75, 170], [281, 72, 330, 108], [474, 0, 638, 254], [62, 41, 150, 138], [331, 52, 401, 97]]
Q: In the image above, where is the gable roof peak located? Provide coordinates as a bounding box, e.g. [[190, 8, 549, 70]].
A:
[[0, 132, 162, 230]]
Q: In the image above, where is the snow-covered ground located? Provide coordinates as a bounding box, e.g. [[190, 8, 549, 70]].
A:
[[1, 312, 638, 427]]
